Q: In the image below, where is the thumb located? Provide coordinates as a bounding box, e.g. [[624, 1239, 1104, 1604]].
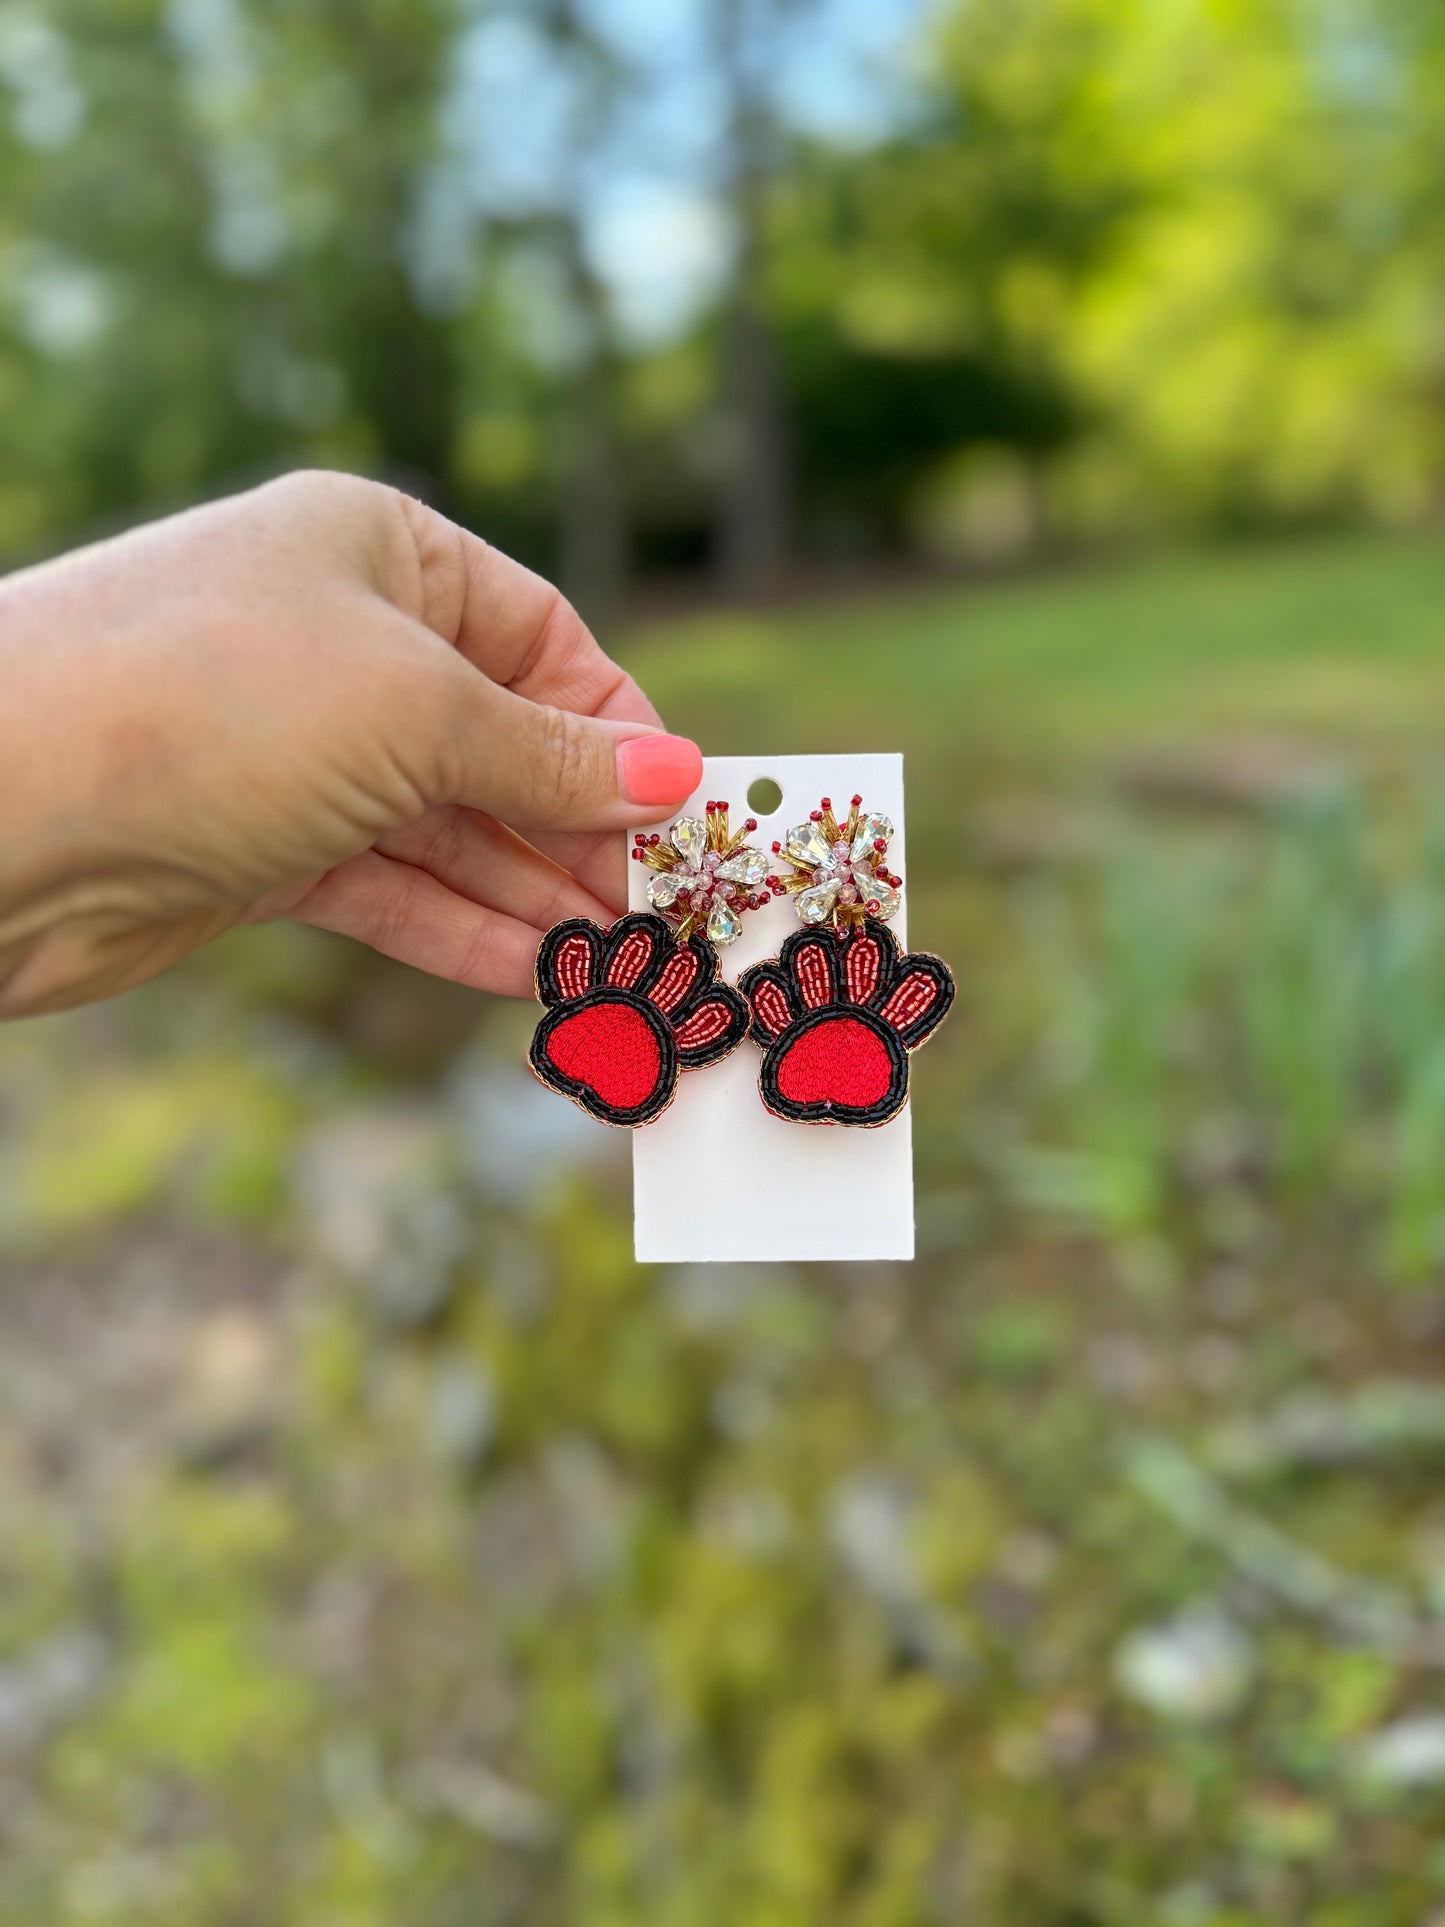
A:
[[440, 666, 703, 832]]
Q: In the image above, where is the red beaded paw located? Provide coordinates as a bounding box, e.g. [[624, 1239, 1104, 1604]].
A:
[[529, 912, 749, 1128], [739, 922, 954, 1127]]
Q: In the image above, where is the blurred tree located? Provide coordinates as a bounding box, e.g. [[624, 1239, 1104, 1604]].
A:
[[763, 0, 1135, 560], [0, 0, 463, 561], [536, 0, 630, 628], [709, 0, 801, 592], [0, 1, 257, 550], [1042, 0, 1435, 533], [245, 0, 464, 507], [5, 0, 1445, 583]]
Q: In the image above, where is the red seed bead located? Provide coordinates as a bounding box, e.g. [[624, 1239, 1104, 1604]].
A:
[[631, 848, 641, 860], [874, 837, 887, 852], [810, 809, 822, 821], [771, 840, 782, 853], [820, 796, 832, 810], [649, 833, 660, 844], [851, 793, 863, 806], [634, 834, 646, 845], [744, 817, 757, 832]]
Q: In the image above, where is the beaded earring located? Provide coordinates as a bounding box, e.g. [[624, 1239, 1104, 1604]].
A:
[[527, 803, 770, 1129], [740, 795, 955, 1127]]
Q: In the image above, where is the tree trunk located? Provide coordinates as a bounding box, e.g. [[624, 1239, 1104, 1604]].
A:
[[713, 0, 792, 594], [716, 263, 791, 592], [547, 0, 630, 628], [556, 226, 629, 631]]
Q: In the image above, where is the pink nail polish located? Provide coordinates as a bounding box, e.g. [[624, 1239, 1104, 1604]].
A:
[[617, 733, 703, 807]]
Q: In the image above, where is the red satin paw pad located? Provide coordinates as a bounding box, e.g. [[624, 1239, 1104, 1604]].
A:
[[530, 912, 749, 1129], [775, 1016, 895, 1111], [543, 1002, 662, 1113], [740, 923, 955, 1127]]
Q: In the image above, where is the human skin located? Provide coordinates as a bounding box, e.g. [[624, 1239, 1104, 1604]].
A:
[[0, 470, 703, 1018]]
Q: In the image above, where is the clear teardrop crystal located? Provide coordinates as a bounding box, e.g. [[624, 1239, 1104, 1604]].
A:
[[647, 871, 681, 909], [671, 816, 707, 864], [797, 878, 840, 924], [850, 811, 894, 864], [859, 872, 901, 919], [706, 901, 741, 946], [718, 847, 768, 885], [786, 821, 832, 868]]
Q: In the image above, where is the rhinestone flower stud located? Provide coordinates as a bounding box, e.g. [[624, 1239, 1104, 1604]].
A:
[[630, 800, 773, 949], [768, 794, 902, 931]]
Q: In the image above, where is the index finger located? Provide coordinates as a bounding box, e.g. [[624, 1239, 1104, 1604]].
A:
[[526, 667, 674, 907], [397, 494, 663, 725], [394, 494, 666, 908]]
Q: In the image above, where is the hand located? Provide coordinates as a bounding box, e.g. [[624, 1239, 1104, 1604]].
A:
[[0, 470, 701, 1017]]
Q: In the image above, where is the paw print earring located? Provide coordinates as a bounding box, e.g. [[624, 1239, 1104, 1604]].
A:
[[527, 804, 771, 1129], [741, 794, 955, 1126]]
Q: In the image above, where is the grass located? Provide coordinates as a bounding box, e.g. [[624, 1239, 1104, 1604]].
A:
[[623, 528, 1445, 775]]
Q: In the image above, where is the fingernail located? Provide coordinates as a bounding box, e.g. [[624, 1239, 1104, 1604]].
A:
[[617, 733, 703, 807]]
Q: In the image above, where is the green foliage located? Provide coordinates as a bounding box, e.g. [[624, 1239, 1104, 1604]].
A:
[[1013, 794, 1445, 1283], [5, 1058, 299, 1245]]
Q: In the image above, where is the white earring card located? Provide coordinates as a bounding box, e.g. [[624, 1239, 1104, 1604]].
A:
[[630, 753, 914, 1264]]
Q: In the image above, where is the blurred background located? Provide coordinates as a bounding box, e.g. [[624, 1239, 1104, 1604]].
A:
[[5, 0, 1445, 1920]]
